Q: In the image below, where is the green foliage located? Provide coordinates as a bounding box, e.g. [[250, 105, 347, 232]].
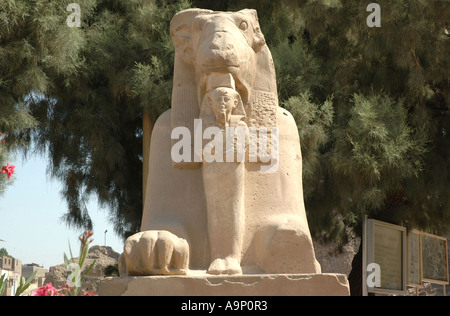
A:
[[1, 0, 448, 246], [283, 93, 334, 199], [0, 274, 6, 296], [298, 0, 448, 240], [104, 263, 119, 277], [0, 268, 36, 296], [22, 0, 190, 237], [273, 39, 323, 101], [0, 248, 12, 258], [328, 94, 427, 216], [14, 270, 37, 296]]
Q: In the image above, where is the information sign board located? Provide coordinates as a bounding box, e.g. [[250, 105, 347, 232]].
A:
[[363, 218, 407, 295]]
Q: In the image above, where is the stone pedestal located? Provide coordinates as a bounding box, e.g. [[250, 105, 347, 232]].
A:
[[98, 272, 350, 296]]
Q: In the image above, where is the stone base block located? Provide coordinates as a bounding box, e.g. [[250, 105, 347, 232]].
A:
[[98, 272, 350, 296]]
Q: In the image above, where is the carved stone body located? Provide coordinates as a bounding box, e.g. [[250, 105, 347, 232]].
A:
[[119, 8, 321, 276]]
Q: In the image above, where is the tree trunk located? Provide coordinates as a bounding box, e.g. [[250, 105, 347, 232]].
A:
[[348, 242, 363, 296], [143, 111, 153, 208]]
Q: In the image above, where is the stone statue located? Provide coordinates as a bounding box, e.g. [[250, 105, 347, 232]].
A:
[[118, 8, 322, 276]]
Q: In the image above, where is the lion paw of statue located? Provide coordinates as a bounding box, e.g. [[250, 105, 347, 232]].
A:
[[118, 230, 189, 276]]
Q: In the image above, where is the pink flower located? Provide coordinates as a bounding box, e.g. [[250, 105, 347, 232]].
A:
[[31, 283, 58, 296], [1, 163, 15, 180]]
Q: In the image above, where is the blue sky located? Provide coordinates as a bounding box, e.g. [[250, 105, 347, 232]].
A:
[[0, 154, 124, 268]]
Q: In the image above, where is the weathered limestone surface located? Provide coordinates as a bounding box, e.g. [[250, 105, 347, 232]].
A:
[[98, 273, 350, 296], [119, 7, 322, 278], [113, 8, 350, 296]]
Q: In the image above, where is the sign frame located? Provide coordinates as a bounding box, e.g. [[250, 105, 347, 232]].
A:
[[420, 232, 449, 285], [407, 229, 422, 287], [363, 217, 407, 295]]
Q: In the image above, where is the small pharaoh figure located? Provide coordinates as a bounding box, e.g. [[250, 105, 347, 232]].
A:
[[200, 73, 248, 275], [200, 73, 248, 163], [205, 86, 245, 127], [200, 73, 246, 126]]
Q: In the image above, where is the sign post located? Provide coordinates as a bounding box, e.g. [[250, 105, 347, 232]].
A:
[[420, 232, 449, 286], [363, 217, 407, 295], [364, 217, 449, 296], [407, 229, 421, 295]]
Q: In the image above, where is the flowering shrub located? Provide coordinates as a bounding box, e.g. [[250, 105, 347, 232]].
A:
[[0, 133, 15, 181], [31, 283, 97, 297], [31, 283, 57, 296], [1, 163, 15, 180]]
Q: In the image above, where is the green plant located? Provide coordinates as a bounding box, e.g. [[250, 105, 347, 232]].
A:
[[63, 230, 96, 296], [15, 271, 37, 296], [32, 230, 97, 296], [0, 270, 37, 296], [0, 274, 6, 296], [104, 264, 119, 277]]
